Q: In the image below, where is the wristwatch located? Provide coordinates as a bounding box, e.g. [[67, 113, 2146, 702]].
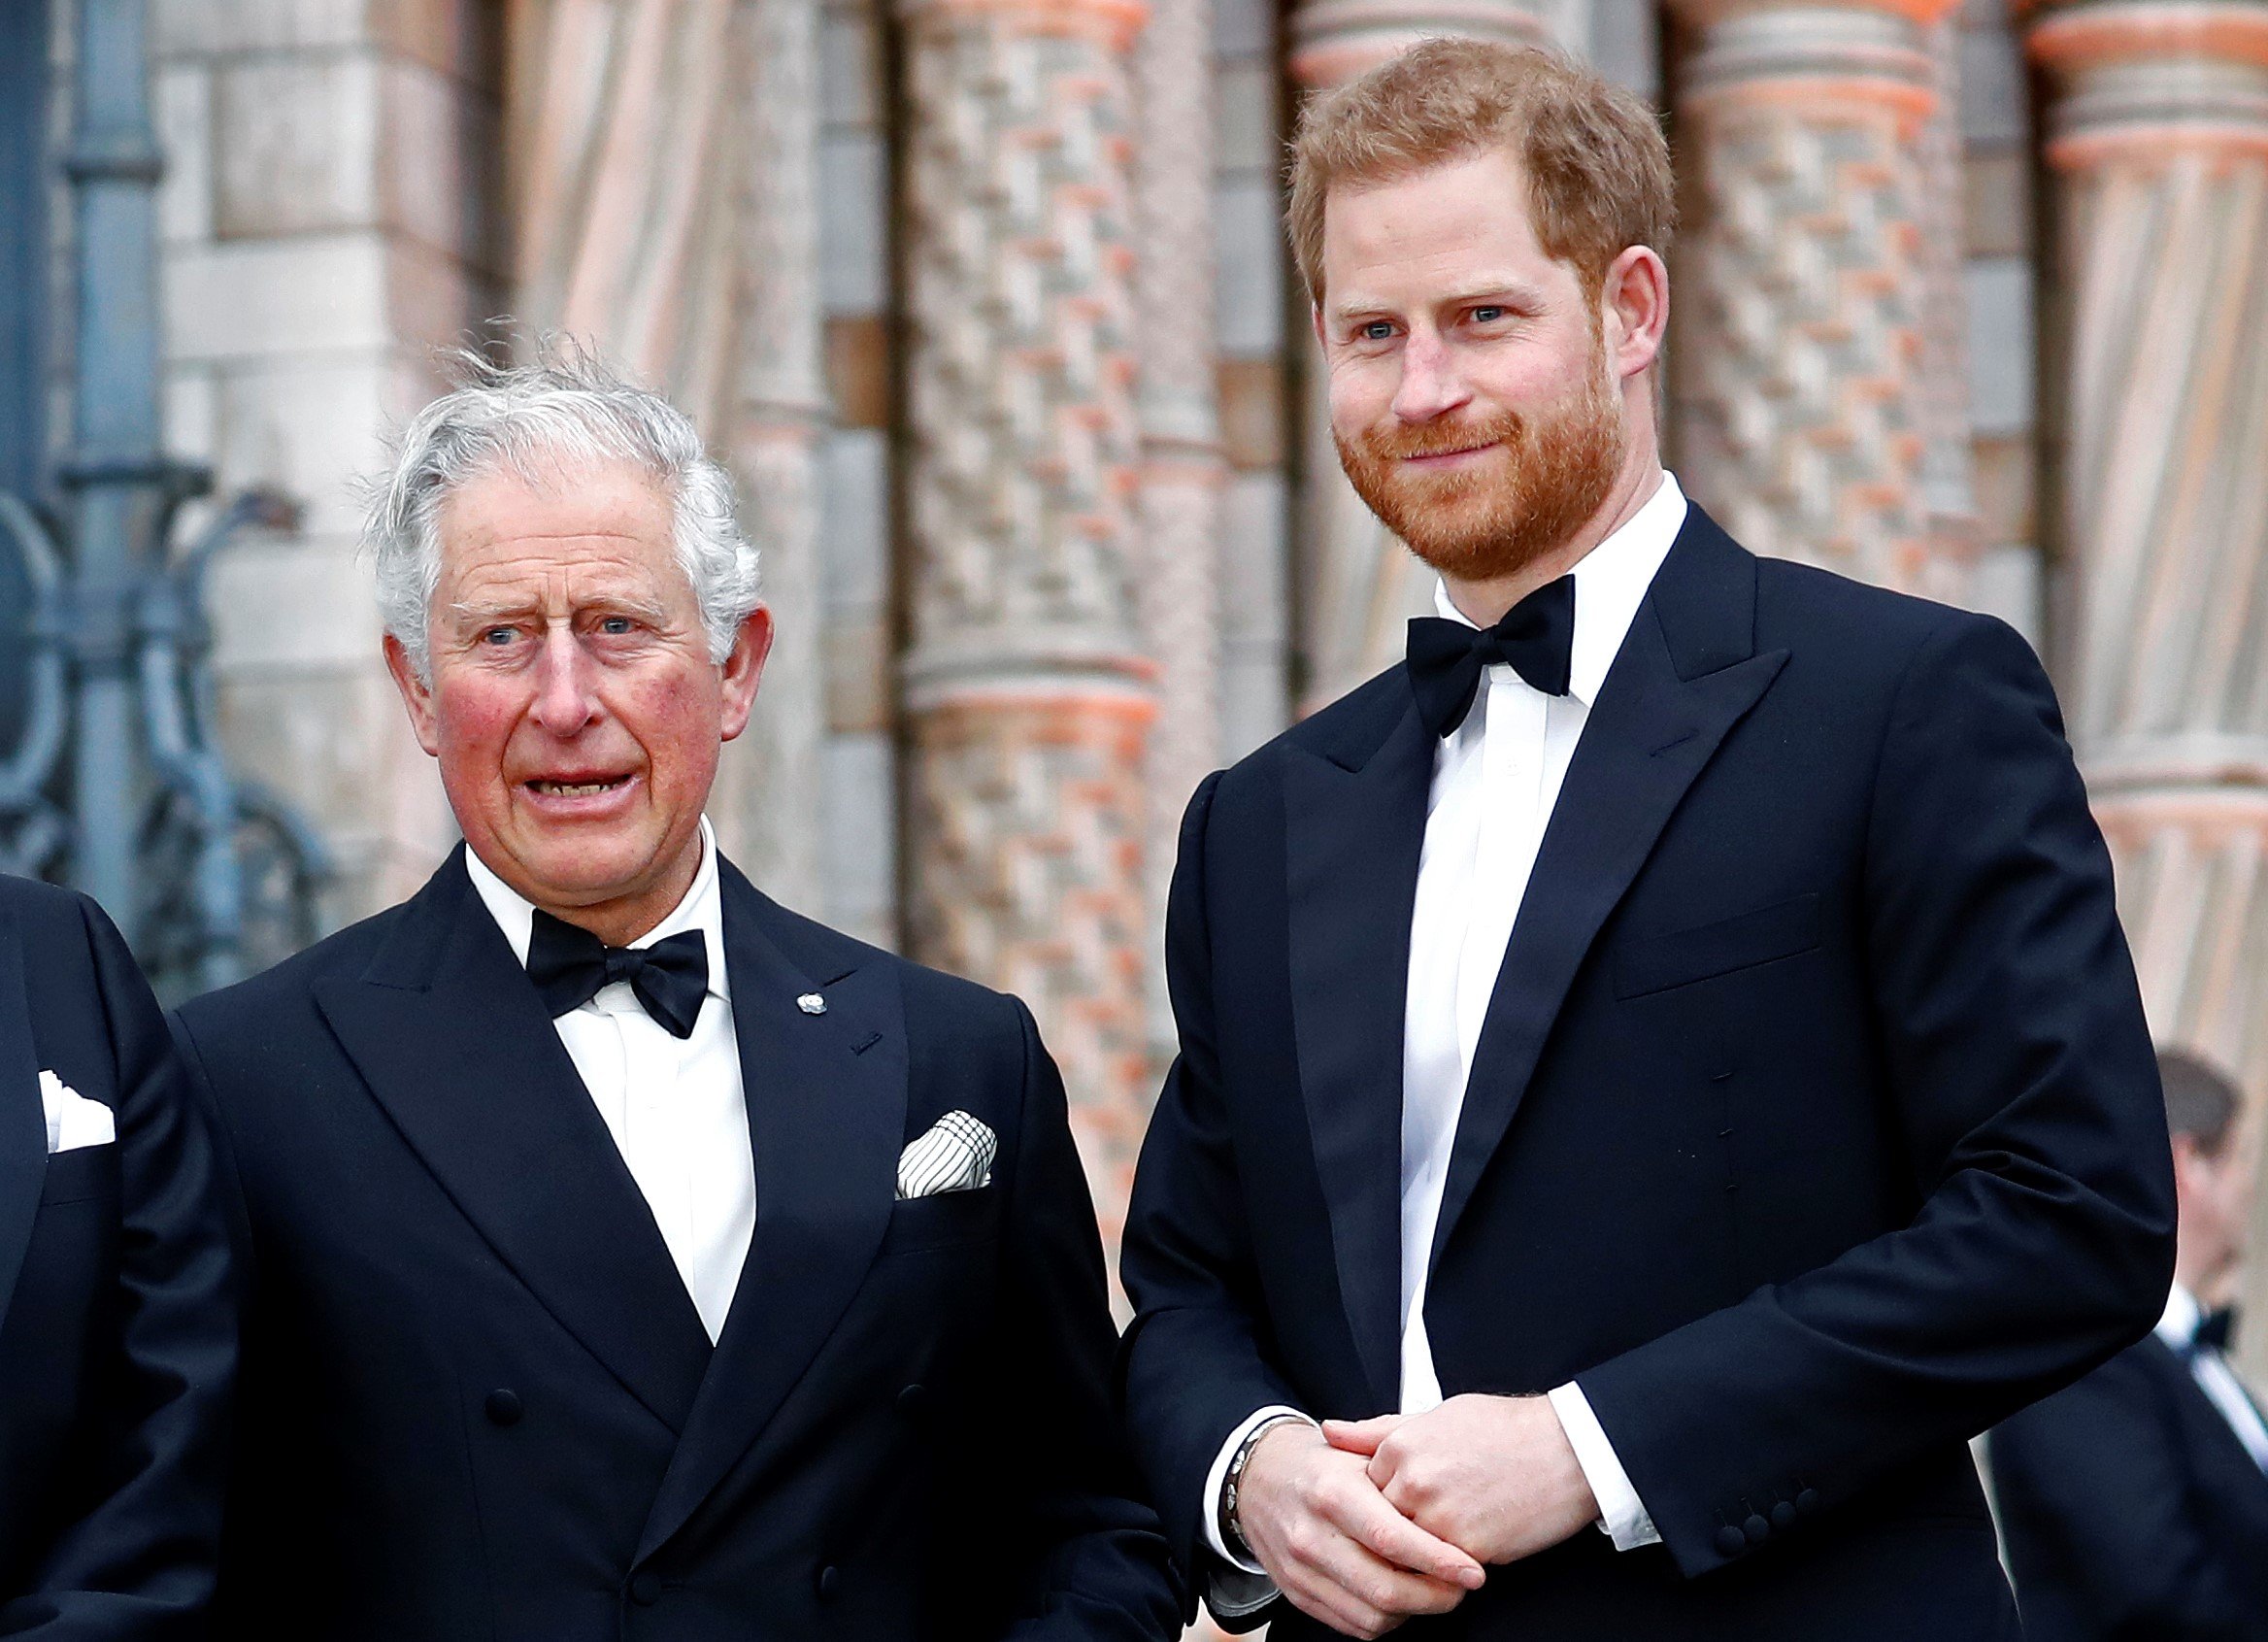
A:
[[1219, 1413, 1310, 1564]]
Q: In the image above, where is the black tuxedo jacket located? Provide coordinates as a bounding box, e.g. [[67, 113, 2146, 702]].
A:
[[1990, 1332, 2268, 1640], [0, 876, 234, 1639], [170, 850, 1179, 1642], [1119, 506, 2176, 1639]]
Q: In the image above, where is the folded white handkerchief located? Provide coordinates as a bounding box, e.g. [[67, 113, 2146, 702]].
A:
[[896, 1109, 997, 1200], [41, 1069, 115, 1156]]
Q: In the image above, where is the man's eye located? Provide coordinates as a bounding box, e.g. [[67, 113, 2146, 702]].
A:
[[598, 617, 635, 636], [1360, 321, 1395, 342], [1472, 306, 1506, 323], [480, 626, 517, 646]]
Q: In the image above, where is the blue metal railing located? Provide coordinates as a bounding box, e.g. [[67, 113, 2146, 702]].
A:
[[0, 0, 328, 997]]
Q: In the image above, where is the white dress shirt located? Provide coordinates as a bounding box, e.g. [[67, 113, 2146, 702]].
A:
[[2156, 1284, 2268, 1472], [466, 818, 754, 1343], [1205, 473, 1688, 1590]]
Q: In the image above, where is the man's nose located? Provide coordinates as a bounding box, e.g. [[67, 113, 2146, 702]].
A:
[[1391, 331, 1471, 425], [529, 627, 598, 735]]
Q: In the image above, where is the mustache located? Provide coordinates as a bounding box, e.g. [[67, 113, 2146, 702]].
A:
[[1356, 410, 1528, 463]]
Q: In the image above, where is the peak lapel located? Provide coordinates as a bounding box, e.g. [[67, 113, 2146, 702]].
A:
[[638, 864, 907, 1561], [1431, 512, 1788, 1266], [1284, 690, 1436, 1411], [313, 853, 712, 1432], [0, 907, 43, 1333]]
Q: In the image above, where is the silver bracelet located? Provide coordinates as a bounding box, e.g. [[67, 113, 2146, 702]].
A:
[[1220, 1413, 1310, 1563]]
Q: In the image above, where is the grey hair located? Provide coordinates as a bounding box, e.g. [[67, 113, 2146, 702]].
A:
[[364, 342, 761, 680]]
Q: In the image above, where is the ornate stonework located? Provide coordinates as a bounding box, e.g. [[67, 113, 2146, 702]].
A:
[[897, 0, 1158, 1221], [2028, 0, 2268, 1113], [1134, 0, 1225, 1052], [1290, 0, 1555, 84], [1667, 0, 1966, 592]]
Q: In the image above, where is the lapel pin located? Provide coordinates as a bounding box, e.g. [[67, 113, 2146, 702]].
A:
[[797, 992, 827, 1016]]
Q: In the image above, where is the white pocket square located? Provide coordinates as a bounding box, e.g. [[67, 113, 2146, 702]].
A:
[[41, 1069, 115, 1156], [896, 1110, 997, 1200]]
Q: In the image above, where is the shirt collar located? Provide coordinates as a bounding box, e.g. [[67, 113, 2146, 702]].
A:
[[1431, 469, 1687, 709], [464, 816, 730, 1003], [2156, 1281, 2203, 1350]]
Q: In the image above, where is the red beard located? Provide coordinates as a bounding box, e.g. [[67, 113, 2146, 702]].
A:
[[1334, 343, 1627, 583]]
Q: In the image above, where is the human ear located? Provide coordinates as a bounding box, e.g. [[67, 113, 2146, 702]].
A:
[[717, 605, 775, 743], [1601, 246, 1669, 382], [384, 632, 444, 757]]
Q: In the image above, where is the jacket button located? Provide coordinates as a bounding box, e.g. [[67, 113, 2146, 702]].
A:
[[484, 1390, 523, 1427], [1771, 1501, 1798, 1532], [816, 1564, 842, 1602], [897, 1383, 930, 1418], [1715, 1525, 1747, 1558], [1743, 1514, 1770, 1545], [1796, 1488, 1821, 1516], [628, 1571, 662, 1607]]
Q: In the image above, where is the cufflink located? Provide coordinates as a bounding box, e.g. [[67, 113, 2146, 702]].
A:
[[797, 992, 827, 1015]]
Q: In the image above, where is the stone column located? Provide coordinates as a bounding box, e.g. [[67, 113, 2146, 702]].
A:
[[1913, 14, 1982, 602], [897, 0, 1157, 1233], [1285, 0, 1556, 710], [714, 0, 830, 907], [1667, 0, 1967, 593], [2025, 0, 2268, 1357], [1133, 0, 1224, 1056], [506, 0, 828, 908]]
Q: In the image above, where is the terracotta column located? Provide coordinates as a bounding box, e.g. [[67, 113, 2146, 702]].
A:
[[1285, 0, 1558, 709], [897, 0, 1157, 1232], [506, 0, 828, 905], [2026, 0, 2268, 1340], [1667, 0, 1969, 593], [1133, 0, 1225, 1055]]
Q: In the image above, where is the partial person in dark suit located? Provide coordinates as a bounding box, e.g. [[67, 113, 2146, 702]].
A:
[[1117, 39, 2176, 1642], [0, 877, 234, 1639], [172, 348, 1179, 1642], [1990, 1049, 2268, 1641]]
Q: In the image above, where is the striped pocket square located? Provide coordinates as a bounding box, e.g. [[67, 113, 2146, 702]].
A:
[[896, 1110, 997, 1200]]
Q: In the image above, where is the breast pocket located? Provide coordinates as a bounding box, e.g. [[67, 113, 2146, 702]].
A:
[[40, 1141, 121, 1207], [878, 1186, 1003, 1257], [1615, 892, 1823, 999]]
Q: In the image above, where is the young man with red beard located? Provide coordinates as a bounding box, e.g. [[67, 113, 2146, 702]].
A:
[[1117, 38, 2175, 1642]]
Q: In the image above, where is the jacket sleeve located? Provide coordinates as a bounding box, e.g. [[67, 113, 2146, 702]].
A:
[[1989, 1355, 2249, 1640], [989, 992, 1184, 1642], [1576, 611, 2177, 1578], [1117, 771, 1305, 1626], [1, 898, 237, 1641]]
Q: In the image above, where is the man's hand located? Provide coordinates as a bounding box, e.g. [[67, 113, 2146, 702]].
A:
[[1235, 1419, 1486, 1638], [1322, 1394, 1598, 1566]]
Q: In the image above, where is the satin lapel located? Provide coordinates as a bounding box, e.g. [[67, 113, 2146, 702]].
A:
[[1284, 691, 1436, 1410], [2156, 1339, 2268, 1528], [637, 863, 907, 1560], [0, 906, 44, 1333], [313, 855, 712, 1432], [1431, 518, 1789, 1264]]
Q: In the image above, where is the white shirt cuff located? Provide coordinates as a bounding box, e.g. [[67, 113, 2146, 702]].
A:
[[1201, 1404, 1314, 1574], [1548, 1382, 1661, 1550]]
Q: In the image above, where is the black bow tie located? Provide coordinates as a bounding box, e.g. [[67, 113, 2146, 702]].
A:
[[525, 911, 710, 1040], [1406, 576, 1578, 739], [2195, 1306, 2239, 1356]]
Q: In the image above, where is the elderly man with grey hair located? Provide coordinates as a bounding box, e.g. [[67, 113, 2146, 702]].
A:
[[170, 350, 1181, 1642]]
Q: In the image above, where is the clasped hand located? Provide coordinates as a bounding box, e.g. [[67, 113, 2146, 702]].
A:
[[1235, 1393, 1598, 1637]]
